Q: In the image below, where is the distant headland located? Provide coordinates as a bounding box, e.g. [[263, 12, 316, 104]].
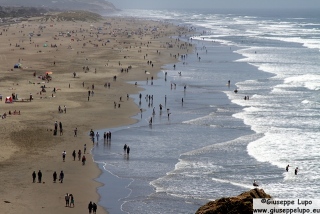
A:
[[0, 0, 118, 14]]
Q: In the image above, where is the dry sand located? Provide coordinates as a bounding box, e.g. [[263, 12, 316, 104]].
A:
[[0, 13, 192, 214]]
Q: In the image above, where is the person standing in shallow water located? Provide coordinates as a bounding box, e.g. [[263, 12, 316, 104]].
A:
[[127, 146, 130, 155], [286, 164, 289, 172], [96, 132, 100, 143], [295, 167, 298, 175]]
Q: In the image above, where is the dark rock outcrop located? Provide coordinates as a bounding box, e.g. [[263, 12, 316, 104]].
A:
[[196, 188, 271, 214]]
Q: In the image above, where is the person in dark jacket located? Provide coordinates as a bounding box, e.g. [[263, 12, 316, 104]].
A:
[[53, 171, 57, 183], [92, 202, 97, 213], [88, 201, 93, 214], [32, 171, 36, 183], [38, 170, 42, 183]]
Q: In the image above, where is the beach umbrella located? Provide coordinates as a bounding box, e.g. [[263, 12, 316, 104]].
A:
[[5, 97, 13, 103]]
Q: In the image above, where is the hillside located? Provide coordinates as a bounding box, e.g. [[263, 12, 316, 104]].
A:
[[0, 0, 118, 13]]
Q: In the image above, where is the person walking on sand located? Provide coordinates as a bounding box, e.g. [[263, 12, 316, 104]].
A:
[[78, 149, 82, 161], [53, 171, 57, 183], [72, 150, 76, 161], [59, 121, 63, 136], [88, 201, 93, 214], [70, 194, 74, 207], [92, 202, 97, 214], [38, 170, 42, 183], [62, 151, 66, 162], [59, 170, 64, 183], [84, 144, 87, 154], [82, 155, 86, 165], [54, 121, 58, 134], [65, 193, 70, 207], [295, 167, 298, 175], [32, 171, 36, 183], [74, 127, 77, 137]]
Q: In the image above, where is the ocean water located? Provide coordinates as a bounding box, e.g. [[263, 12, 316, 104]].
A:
[[94, 8, 320, 213]]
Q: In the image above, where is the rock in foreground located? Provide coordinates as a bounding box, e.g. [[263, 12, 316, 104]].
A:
[[196, 188, 271, 214]]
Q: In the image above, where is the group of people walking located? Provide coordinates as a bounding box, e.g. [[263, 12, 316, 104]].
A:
[[90, 129, 112, 144], [54, 121, 63, 136], [88, 201, 98, 213], [103, 131, 112, 141], [64, 193, 75, 207], [32, 170, 42, 183], [71, 149, 86, 165], [32, 170, 64, 183], [123, 144, 130, 155]]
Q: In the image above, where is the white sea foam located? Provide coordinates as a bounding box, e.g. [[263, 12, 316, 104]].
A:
[[211, 177, 253, 190], [284, 74, 320, 91]]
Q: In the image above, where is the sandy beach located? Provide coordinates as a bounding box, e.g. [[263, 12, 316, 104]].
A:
[[0, 12, 192, 213]]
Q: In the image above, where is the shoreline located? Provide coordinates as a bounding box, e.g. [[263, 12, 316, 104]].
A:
[[0, 12, 193, 214], [91, 35, 195, 214], [91, 20, 272, 213]]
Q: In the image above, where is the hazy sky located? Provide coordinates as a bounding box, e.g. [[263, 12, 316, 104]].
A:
[[107, 0, 319, 10]]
